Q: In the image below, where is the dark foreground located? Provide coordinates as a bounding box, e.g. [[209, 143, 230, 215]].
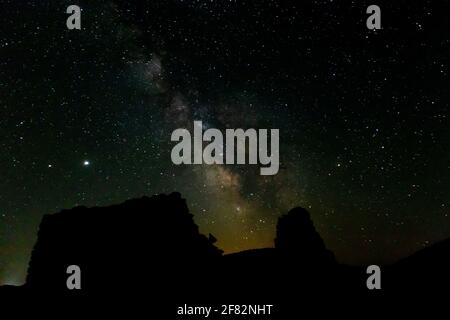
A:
[[1, 193, 448, 317]]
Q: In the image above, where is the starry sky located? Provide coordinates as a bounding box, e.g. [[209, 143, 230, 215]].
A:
[[1, 0, 450, 285]]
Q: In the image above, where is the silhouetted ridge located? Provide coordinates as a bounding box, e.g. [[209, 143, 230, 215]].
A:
[[386, 237, 450, 290], [9, 193, 449, 304]]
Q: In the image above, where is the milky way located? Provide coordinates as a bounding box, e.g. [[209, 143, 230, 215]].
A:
[[1, 0, 450, 285]]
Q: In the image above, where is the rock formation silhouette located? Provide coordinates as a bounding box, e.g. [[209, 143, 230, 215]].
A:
[[25, 192, 222, 295], [274, 207, 336, 264], [1, 192, 449, 314]]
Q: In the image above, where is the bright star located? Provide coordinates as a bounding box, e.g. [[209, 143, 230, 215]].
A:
[[83, 160, 90, 166]]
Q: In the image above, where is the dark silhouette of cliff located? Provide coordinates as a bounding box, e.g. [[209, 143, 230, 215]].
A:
[[20, 195, 345, 300], [2, 193, 450, 314], [275, 207, 336, 264], [25, 192, 222, 296]]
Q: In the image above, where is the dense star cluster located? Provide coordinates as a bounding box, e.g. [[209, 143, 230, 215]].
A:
[[1, 0, 449, 285]]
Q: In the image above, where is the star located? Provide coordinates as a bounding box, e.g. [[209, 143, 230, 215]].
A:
[[83, 160, 90, 167]]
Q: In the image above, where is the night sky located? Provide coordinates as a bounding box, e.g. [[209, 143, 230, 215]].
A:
[[1, 0, 450, 285]]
